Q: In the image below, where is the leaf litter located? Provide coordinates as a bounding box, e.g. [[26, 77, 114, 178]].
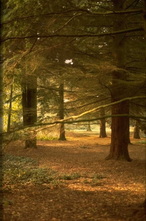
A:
[[3, 132, 146, 221]]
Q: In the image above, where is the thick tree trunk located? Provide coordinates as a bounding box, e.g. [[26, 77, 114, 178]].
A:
[[99, 107, 107, 138], [22, 75, 37, 148], [58, 83, 66, 140], [106, 100, 131, 161], [106, 0, 131, 161], [133, 120, 140, 139]]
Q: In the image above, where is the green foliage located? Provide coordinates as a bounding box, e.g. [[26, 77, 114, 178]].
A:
[[136, 140, 146, 145], [3, 154, 81, 187], [90, 173, 105, 186], [3, 198, 13, 207], [3, 154, 60, 186], [91, 173, 105, 179], [37, 135, 58, 141], [2, 0, 145, 151], [3, 131, 24, 142], [83, 173, 106, 186], [3, 154, 108, 190], [59, 172, 81, 180]]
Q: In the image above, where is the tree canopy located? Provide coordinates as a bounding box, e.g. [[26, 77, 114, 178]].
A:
[[1, 0, 146, 153]]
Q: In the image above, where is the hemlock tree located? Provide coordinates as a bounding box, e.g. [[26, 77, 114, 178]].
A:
[[105, 0, 131, 161], [2, 0, 145, 154], [22, 72, 37, 148], [58, 82, 66, 140]]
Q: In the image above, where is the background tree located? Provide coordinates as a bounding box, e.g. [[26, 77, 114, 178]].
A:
[[58, 82, 66, 140], [99, 107, 107, 138]]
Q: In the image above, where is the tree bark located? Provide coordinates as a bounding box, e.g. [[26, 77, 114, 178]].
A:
[[7, 84, 13, 132], [106, 100, 131, 161], [106, 0, 131, 161], [142, 0, 146, 207], [22, 75, 37, 148], [0, 55, 3, 221], [99, 107, 107, 138], [58, 83, 66, 140], [133, 120, 140, 139]]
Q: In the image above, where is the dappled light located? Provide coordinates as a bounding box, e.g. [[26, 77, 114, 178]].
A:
[[3, 132, 146, 221], [2, 0, 146, 220]]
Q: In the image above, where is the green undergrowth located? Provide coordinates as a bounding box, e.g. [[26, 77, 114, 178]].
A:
[[37, 135, 58, 141], [139, 140, 146, 145], [59, 172, 81, 180], [3, 154, 59, 187], [3, 154, 106, 189], [133, 139, 146, 145], [3, 131, 58, 142]]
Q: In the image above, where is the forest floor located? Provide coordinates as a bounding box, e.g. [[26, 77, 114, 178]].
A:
[[3, 131, 146, 221]]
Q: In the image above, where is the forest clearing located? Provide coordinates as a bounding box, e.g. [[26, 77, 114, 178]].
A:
[[3, 131, 146, 221], [2, 1, 146, 220]]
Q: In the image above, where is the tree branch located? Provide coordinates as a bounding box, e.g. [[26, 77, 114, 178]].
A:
[[3, 95, 146, 135], [1, 27, 143, 42], [1, 8, 143, 26]]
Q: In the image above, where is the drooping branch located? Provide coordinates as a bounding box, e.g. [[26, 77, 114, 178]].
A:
[[63, 95, 146, 122], [3, 95, 146, 135], [1, 27, 143, 43], [3, 113, 146, 137]]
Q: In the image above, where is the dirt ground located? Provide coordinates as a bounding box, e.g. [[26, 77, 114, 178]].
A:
[[3, 131, 146, 221]]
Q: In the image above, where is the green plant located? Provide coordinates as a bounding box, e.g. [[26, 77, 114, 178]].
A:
[[3, 154, 60, 186], [59, 172, 81, 180], [90, 173, 106, 186], [37, 135, 58, 141], [139, 140, 146, 145]]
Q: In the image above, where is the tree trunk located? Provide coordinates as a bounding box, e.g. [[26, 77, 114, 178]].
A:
[[0, 56, 3, 218], [142, 0, 146, 207], [58, 83, 66, 140], [106, 101, 131, 161], [7, 84, 13, 132], [87, 121, 92, 131], [22, 75, 37, 148], [143, 198, 146, 210], [99, 107, 107, 138], [133, 120, 140, 139], [106, 0, 131, 161]]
